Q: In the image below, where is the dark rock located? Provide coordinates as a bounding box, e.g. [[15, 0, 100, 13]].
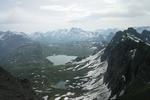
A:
[[0, 66, 40, 100], [141, 30, 150, 43], [102, 28, 150, 99]]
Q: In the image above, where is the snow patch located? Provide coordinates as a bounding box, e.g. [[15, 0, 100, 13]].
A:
[[122, 75, 126, 81], [64, 97, 69, 100], [55, 97, 61, 100], [110, 95, 117, 100], [54, 92, 75, 100], [130, 49, 136, 59], [119, 90, 125, 96], [58, 48, 111, 100], [43, 96, 48, 100]]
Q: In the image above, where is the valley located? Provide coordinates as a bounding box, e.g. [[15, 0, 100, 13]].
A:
[[0, 0, 150, 100], [0, 27, 150, 100]]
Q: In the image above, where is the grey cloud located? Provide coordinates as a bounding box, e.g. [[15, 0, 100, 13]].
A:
[[0, 0, 150, 32]]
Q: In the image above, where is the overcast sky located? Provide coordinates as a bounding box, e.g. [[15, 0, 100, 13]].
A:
[[0, 0, 150, 33]]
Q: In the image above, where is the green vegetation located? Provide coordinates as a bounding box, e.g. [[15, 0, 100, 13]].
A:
[[40, 42, 94, 57], [2, 42, 92, 99]]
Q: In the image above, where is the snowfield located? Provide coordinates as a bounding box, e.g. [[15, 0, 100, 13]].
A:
[[54, 49, 111, 100]]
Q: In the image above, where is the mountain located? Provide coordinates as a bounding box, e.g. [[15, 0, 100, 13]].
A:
[[29, 28, 117, 44], [61, 49, 110, 100], [2, 43, 52, 69], [95, 28, 118, 42], [0, 31, 54, 99], [0, 31, 53, 66], [141, 30, 150, 43], [1, 27, 150, 100], [50, 28, 150, 100], [0, 66, 40, 100], [135, 26, 150, 33], [28, 48, 110, 100], [0, 31, 32, 63], [29, 28, 95, 44], [102, 28, 150, 99], [28, 28, 118, 57]]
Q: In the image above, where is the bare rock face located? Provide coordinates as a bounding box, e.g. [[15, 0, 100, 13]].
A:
[[102, 28, 150, 99], [0, 66, 40, 100]]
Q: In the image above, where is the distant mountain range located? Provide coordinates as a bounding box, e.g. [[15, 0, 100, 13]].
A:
[[29, 27, 118, 44], [0, 27, 119, 61]]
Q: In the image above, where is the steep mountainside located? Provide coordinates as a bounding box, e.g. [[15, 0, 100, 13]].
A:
[[0, 66, 40, 100], [102, 28, 150, 99], [45, 49, 111, 100]]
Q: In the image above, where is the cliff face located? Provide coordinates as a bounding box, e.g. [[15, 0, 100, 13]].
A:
[[0, 66, 40, 100], [102, 28, 150, 99]]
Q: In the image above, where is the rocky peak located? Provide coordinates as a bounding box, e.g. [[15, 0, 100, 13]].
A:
[[102, 28, 150, 99]]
